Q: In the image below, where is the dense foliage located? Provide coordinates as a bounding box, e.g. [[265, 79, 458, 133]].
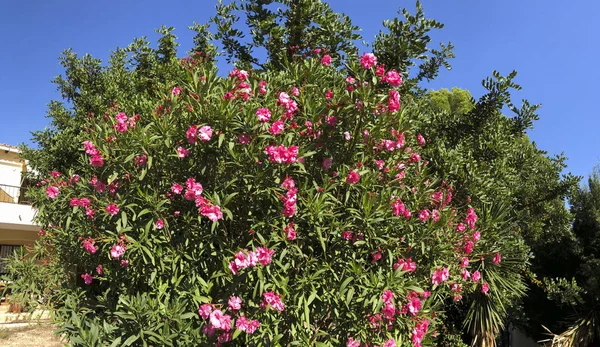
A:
[[16, 1, 579, 346]]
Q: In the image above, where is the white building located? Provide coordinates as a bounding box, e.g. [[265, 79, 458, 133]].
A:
[[0, 144, 38, 274]]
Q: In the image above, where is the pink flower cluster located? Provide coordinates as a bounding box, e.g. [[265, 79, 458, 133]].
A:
[[360, 53, 377, 69], [281, 177, 297, 218], [105, 203, 119, 216], [235, 316, 260, 334], [388, 90, 400, 113], [391, 199, 411, 219], [411, 318, 430, 347], [277, 92, 298, 119], [180, 178, 222, 222], [431, 267, 449, 286], [114, 112, 138, 133], [228, 247, 275, 275], [465, 207, 478, 229], [284, 222, 296, 240], [346, 171, 360, 184], [382, 69, 402, 87], [402, 291, 423, 316], [393, 257, 416, 272], [81, 273, 93, 285], [110, 243, 126, 259], [46, 186, 59, 199], [83, 141, 104, 167], [265, 144, 298, 164], [261, 291, 285, 312], [186, 125, 213, 144], [256, 108, 272, 122], [82, 238, 98, 254]]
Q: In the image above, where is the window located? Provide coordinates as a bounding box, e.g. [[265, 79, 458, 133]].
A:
[[0, 245, 20, 275]]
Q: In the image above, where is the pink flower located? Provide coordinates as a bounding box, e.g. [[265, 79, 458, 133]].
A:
[[177, 147, 189, 158], [262, 291, 285, 312], [210, 310, 225, 329], [382, 302, 395, 319], [228, 296, 242, 310], [155, 219, 164, 229], [322, 157, 333, 170], [171, 183, 183, 194], [325, 90, 333, 100], [198, 304, 213, 319], [81, 273, 93, 285], [259, 80, 267, 94], [417, 133, 426, 147], [382, 289, 394, 304], [405, 296, 422, 316], [493, 253, 502, 264], [456, 222, 466, 232], [465, 207, 478, 229], [347, 338, 361, 347], [83, 140, 98, 155], [391, 199, 406, 217], [342, 231, 353, 240], [110, 244, 126, 259], [409, 153, 421, 163], [394, 258, 417, 272], [463, 240, 475, 254], [255, 247, 275, 266], [383, 339, 397, 347], [321, 54, 332, 66], [481, 282, 490, 294], [51, 171, 61, 178], [186, 125, 198, 144], [346, 171, 360, 184], [281, 177, 295, 190], [431, 209, 440, 222], [172, 87, 182, 95], [344, 131, 351, 141], [284, 223, 296, 240], [105, 204, 119, 216], [360, 52, 377, 69], [90, 155, 104, 167], [384, 70, 402, 87], [236, 315, 249, 331], [460, 257, 469, 268], [461, 269, 471, 281], [46, 186, 59, 199], [291, 87, 299, 96], [473, 231, 481, 242], [256, 108, 272, 122], [96, 265, 103, 275], [200, 204, 223, 222], [265, 144, 298, 164], [115, 112, 128, 133], [269, 120, 285, 135], [418, 209, 431, 222], [411, 318, 430, 347], [247, 319, 260, 334], [472, 271, 481, 282], [120, 259, 129, 267], [431, 267, 449, 286], [388, 89, 400, 113], [82, 239, 98, 254], [198, 126, 213, 142]]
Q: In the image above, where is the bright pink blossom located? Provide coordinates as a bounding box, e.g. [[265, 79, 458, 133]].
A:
[[81, 273, 93, 285], [110, 244, 126, 259], [82, 239, 97, 254], [228, 296, 242, 310], [177, 147, 189, 158], [269, 120, 285, 135], [382, 290, 394, 304], [255, 247, 275, 266], [418, 209, 431, 222], [155, 219, 164, 229], [172, 87, 182, 95], [465, 207, 478, 229], [431, 267, 449, 286], [284, 223, 296, 240], [171, 183, 183, 194], [360, 52, 377, 69], [417, 133, 426, 147], [186, 125, 198, 144], [347, 338, 361, 347], [105, 204, 119, 216], [383, 339, 397, 347], [321, 54, 332, 66], [493, 253, 502, 264], [472, 270, 481, 282], [46, 186, 59, 199], [256, 108, 272, 122], [262, 291, 285, 312], [394, 258, 417, 272], [388, 89, 400, 113], [346, 171, 360, 184], [481, 282, 490, 293], [384, 70, 402, 87], [198, 304, 213, 319], [265, 144, 298, 164], [200, 204, 223, 222], [198, 126, 213, 142]]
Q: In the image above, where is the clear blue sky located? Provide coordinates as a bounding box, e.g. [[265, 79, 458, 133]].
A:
[[0, 0, 598, 179]]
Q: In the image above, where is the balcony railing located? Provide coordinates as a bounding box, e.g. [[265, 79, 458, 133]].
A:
[[0, 184, 32, 205]]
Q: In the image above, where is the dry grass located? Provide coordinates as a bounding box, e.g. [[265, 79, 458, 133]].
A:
[[0, 325, 64, 347]]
